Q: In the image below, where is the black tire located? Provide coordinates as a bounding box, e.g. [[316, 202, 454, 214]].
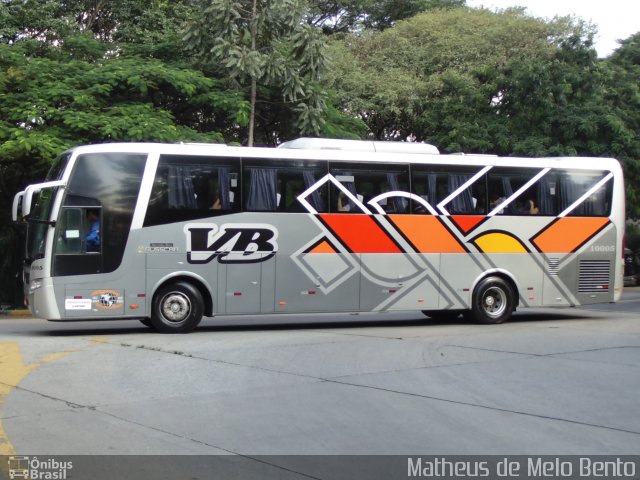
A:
[[421, 310, 462, 321], [150, 281, 204, 333], [139, 318, 152, 328], [470, 276, 515, 324]]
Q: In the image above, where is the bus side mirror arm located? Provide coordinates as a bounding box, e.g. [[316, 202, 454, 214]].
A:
[[12, 191, 24, 222], [21, 180, 66, 217]]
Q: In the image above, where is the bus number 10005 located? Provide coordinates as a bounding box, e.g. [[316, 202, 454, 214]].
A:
[[590, 245, 615, 252]]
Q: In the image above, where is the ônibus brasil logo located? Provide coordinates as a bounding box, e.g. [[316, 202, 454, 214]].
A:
[[7, 456, 73, 479], [184, 223, 278, 264]]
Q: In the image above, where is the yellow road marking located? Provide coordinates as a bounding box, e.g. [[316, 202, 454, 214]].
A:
[[0, 342, 80, 457], [89, 335, 110, 345]]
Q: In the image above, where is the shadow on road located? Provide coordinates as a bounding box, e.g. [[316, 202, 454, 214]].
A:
[[20, 308, 605, 338]]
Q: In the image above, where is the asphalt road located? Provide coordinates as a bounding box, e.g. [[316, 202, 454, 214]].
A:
[[0, 290, 638, 478]]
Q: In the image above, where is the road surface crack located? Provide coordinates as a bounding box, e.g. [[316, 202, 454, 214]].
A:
[[321, 378, 640, 437]]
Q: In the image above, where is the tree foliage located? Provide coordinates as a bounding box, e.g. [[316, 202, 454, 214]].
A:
[[603, 33, 640, 217], [0, 0, 196, 59], [328, 7, 640, 215], [184, 0, 329, 145], [307, 0, 466, 33], [0, 0, 249, 305], [328, 8, 580, 143]]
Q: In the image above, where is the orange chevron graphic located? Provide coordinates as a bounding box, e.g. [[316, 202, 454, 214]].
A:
[[307, 238, 338, 254], [320, 214, 402, 253], [532, 217, 610, 253], [450, 215, 486, 235], [389, 215, 466, 253]]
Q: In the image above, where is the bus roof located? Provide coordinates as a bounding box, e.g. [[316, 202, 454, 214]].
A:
[[277, 137, 440, 155], [64, 140, 622, 173]]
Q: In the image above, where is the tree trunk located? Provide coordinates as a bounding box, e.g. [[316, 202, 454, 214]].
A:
[[248, 78, 256, 147], [248, 0, 258, 147]]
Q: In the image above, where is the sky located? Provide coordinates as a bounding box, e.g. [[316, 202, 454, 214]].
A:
[[465, 0, 640, 57]]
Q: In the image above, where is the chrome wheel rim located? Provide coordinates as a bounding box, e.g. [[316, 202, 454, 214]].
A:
[[160, 292, 191, 324], [482, 286, 507, 318]]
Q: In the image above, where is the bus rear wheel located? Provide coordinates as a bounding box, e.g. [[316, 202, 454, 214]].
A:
[[470, 276, 515, 324], [151, 281, 204, 333]]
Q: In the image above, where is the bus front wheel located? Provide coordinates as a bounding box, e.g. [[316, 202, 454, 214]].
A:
[[151, 281, 204, 333], [470, 276, 515, 325]]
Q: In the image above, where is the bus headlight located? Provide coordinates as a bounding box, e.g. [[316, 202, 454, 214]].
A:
[[29, 280, 43, 293]]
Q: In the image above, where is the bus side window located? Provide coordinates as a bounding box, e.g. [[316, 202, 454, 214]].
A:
[[411, 166, 486, 215], [84, 208, 101, 253], [56, 208, 84, 254], [410, 171, 438, 214], [444, 173, 472, 214], [560, 170, 612, 217], [243, 159, 327, 213], [486, 167, 548, 215], [55, 193, 103, 255], [296, 168, 327, 213], [245, 167, 278, 211], [144, 155, 239, 227], [329, 163, 409, 214]]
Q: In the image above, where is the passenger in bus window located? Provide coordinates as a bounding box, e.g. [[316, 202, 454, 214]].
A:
[[490, 195, 505, 214], [85, 209, 100, 252], [210, 191, 222, 210], [337, 191, 351, 212], [514, 197, 539, 215]]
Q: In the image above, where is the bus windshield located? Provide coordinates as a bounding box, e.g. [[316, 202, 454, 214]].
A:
[[26, 187, 59, 262], [45, 152, 71, 181]]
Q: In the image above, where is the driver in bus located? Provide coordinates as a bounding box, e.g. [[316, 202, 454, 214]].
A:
[[85, 209, 101, 252]]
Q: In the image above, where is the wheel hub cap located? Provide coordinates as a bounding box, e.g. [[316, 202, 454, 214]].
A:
[[483, 287, 506, 318], [161, 293, 191, 323]]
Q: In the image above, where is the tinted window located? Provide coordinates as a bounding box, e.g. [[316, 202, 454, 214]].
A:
[[328, 162, 409, 214], [560, 170, 612, 217], [487, 167, 545, 215], [45, 153, 71, 181], [411, 166, 486, 214], [54, 153, 146, 276], [144, 155, 240, 226], [26, 188, 59, 261], [243, 158, 327, 213]]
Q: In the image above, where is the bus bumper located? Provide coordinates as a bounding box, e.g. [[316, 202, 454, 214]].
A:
[[29, 278, 61, 320]]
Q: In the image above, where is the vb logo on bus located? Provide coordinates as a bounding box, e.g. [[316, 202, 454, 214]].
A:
[[184, 223, 278, 264]]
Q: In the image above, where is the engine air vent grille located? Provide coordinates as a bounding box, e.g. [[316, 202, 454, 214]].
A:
[[547, 258, 560, 276], [578, 260, 610, 293]]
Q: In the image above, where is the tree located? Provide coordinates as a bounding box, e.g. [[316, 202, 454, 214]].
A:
[[307, 0, 466, 34], [0, 38, 248, 156], [327, 7, 567, 145], [603, 33, 640, 218], [327, 7, 622, 153], [183, 0, 329, 145], [327, 7, 640, 216], [0, 0, 250, 306]]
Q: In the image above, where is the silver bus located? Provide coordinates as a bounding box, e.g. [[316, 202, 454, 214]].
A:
[[13, 138, 625, 333]]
